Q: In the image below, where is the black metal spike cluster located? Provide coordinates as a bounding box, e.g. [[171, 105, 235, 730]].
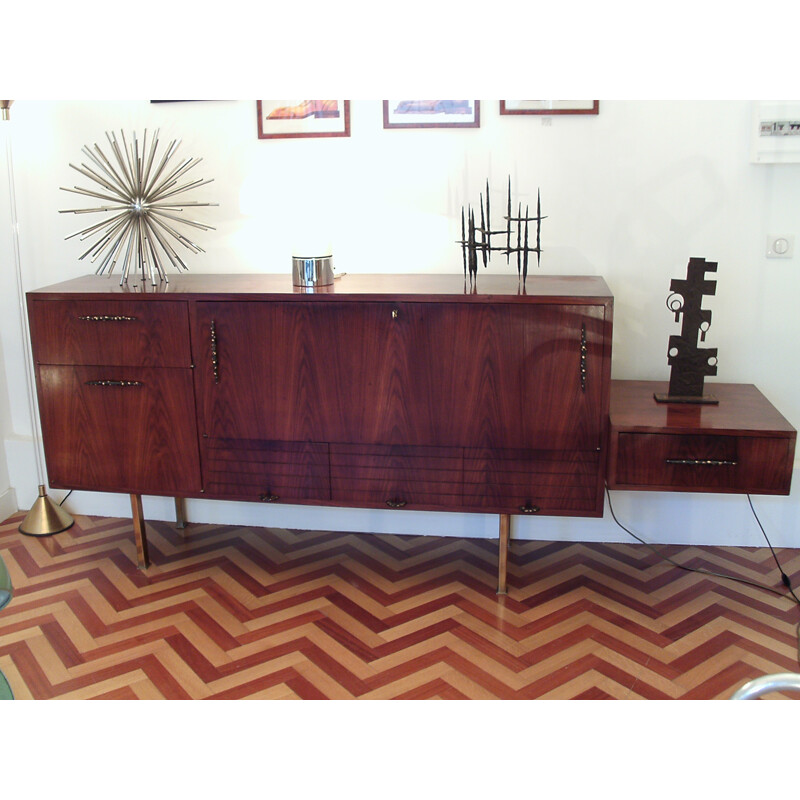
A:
[[458, 177, 546, 282]]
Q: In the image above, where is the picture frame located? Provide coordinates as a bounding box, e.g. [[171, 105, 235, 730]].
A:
[[499, 100, 599, 116], [257, 100, 351, 139], [383, 100, 480, 129]]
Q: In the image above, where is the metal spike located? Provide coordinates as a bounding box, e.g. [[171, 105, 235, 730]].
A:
[[506, 176, 512, 264], [60, 130, 214, 283], [523, 204, 529, 282]]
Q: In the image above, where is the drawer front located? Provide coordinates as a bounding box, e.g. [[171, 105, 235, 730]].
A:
[[28, 299, 191, 367], [614, 433, 795, 494], [463, 448, 601, 514], [202, 439, 330, 502], [38, 365, 201, 494], [330, 444, 463, 509]]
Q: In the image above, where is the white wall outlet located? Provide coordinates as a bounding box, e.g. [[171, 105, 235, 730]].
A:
[[766, 235, 794, 258]]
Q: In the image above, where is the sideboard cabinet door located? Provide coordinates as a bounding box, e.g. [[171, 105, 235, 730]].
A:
[[37, 365, 201, 494], [194, 300, 571, 449], [194, 300, 409, 443], [521, 304, 607, 451]]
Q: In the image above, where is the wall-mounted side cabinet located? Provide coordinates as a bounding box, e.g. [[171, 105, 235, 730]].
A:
[[607, 380, 796, 495]]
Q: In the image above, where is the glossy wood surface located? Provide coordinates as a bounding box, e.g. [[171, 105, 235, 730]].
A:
[[195, 300, 536, 448], [36, 365, 202, 494], [204, 440, 330, 502], [609, 381, 796, 435], [5, 509, 798, 699], [29, 272, 613, 302], [192, 294, 612, 515], [607, 380, 796, 494], [27, 297, 192, 368], [27, 273, 615, 590]]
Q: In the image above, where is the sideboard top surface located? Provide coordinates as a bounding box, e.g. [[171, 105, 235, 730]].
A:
[[28, 272, 613, 304]]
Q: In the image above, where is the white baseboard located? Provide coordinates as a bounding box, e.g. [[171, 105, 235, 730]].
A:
[[0, 486, 18, 524], [56, 476, 800, 549]]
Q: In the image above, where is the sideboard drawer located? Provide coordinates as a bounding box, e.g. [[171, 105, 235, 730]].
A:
[[614, 432, 794, 494], [28, 298, 191, 367], [463, 448, 601, 514], [202, 439, 331, 502], [330, 444, 463, 509]]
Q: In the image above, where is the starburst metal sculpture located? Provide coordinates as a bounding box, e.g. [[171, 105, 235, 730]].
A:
[[59, 129, 217, 284]]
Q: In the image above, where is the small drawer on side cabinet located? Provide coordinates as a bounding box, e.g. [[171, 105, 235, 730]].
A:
[[613, 433, 795, 494], [28, 299, 191, 367]]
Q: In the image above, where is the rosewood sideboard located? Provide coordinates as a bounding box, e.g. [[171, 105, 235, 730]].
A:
[[26, 273, 615, 592]]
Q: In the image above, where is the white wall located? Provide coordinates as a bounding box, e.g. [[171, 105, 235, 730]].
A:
[[1, 99, 799, 547]]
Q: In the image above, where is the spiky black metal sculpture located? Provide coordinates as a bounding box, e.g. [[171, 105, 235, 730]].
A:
[[458, 177, 546, 283]]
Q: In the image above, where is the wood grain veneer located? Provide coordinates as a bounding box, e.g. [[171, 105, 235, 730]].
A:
[[27, 272, 613, 301], [27, 273, 615, 582], [607, 380, 796, 494]]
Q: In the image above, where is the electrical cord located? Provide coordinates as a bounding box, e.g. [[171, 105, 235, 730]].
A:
[[59, 490, 72, 507], [746, 494, 800, 603], [746, 494, 800, 667], [605, 487, 800, 666]]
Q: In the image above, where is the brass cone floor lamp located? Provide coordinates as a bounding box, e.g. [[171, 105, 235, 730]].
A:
[[19, 485, 74, 536], [2, 100, 74, 536]]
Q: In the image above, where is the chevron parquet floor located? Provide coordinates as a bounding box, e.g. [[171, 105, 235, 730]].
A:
[[1, 509, 799, 700]]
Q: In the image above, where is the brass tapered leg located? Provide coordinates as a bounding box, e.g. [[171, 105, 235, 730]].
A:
[[130, 493, 150, 569], [174, 497, 187, 532], [498, 513, 510, 595]]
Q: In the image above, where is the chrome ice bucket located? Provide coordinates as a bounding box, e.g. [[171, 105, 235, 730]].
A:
[[292, 255, 334, 288]]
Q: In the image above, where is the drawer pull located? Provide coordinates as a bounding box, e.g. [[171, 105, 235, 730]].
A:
[[386, 498, 407, 509], [391, 308, 399, 320], [665, 458, 737, 467], [259, 491, 279, 502], [84, 380, 144, 388], [78, 315, 137, 322], [519, 502, 541, 514], [210, 319, 220, 384]]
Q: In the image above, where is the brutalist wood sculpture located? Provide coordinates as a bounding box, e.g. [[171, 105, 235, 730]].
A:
[[655, 256, 719, 404]]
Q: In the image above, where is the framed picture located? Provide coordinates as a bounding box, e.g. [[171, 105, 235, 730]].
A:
[[383, 100, 480, 129], [500, 100, 599, 116], [257, 100, 351, 139]]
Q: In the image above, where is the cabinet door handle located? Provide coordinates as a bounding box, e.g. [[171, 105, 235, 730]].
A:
[[78, 315, 137, 322], [579, 323, 588, 393], [386, 498, 407, 509], [391, 308, 399, 320], [519, 502, 540, 514], [209, 319, 220, 384], [665, 458, 737, 467], [84, 380, 144, 388], [259, 491, 279, 502]]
